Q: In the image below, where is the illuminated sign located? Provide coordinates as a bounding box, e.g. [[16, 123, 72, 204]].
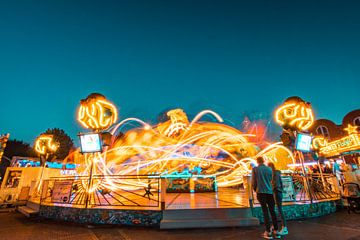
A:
[[314, 124, 360, 157], [79, 133, 102, 153], [77, 93, 118, 131], [60, 169, 77, 175], [295, 133, 312, 152], [275, 97, 314, 131], [34, 134, 58, 155], [344, 124, 358, 135], [312, 136, 327, 150], [319, 134, 360, 156]]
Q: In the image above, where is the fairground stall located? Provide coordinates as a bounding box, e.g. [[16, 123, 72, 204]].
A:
[[0, 156, 76, 207], [312, 122, 360, 184]]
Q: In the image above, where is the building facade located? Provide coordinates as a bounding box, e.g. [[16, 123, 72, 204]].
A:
[[309, 109, 360, 164]]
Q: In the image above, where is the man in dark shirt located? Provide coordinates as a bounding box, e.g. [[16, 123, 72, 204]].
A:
[[252, 156, 279, 239]]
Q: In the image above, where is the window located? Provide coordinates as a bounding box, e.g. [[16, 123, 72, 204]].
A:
[[5, 171, 22, 188], [353, 116, 360, 127], [316, 125, 330, 138]]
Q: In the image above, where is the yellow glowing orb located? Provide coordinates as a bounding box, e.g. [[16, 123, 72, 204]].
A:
[[35, 134, 58, 155], [77, 93, 118, 131], [275, 96, 314, 131]]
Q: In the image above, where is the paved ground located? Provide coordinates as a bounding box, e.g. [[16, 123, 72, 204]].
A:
[[0, 209, 360, 240]]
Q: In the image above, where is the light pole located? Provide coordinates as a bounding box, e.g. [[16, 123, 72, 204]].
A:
[[275, 96, 315, 202], [77, 93, 117, 208]]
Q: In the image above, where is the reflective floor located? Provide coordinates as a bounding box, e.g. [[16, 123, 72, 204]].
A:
[[165, 188, 249, 209], [164, 188, 340, 209], [36, 187, 250, 210]]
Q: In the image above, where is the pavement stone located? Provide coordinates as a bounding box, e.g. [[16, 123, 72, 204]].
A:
[[0, 210, 360, 240]]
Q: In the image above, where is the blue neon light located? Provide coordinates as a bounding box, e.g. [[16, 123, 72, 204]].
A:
[[16, 159, 76, 169]]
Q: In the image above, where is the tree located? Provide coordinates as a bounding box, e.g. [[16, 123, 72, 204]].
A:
[[0, 139, 37, 180], [2, 139, 37, 160], [42, 128, 74, 160]]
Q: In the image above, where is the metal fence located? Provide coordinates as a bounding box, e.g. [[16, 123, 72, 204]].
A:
[[40, 175, 162, 209], [245, 172, 341, 206], [290, 173, 340, 201]]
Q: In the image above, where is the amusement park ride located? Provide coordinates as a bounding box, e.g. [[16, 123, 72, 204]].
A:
[[1, 94, 343, 228], [74, 93, 298, 195]]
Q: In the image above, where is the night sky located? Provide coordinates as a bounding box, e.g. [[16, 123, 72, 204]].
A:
[[0, 0, 359, 144]]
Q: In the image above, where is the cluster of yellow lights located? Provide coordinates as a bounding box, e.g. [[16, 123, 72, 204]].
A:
[[344, 124, 358, 135], [161, 109, 190, 137], [313, 124, 360, 157], [34, 134, 58, 155], [275, 100, 314, 131], [312, 136, 328, 150], [0, 134, 10, 162], [75, 106, 295, 191], [78, 94, 118, 131]]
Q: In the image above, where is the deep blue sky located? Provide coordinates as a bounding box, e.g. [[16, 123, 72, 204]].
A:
[[0, 0, 359, 143]]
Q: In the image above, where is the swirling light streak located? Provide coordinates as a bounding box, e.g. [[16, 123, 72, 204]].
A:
[[110, 118, 151, 135], [87, 138, 291, 190], [190, 110, 224, 126], [74, 106, 294, 192]]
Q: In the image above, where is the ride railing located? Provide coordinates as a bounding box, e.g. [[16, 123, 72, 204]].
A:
[[40, 175, 163, 209], [283, 172, 341, 202], [245, 172, 341, 206]]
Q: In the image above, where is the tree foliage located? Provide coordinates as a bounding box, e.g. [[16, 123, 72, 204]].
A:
[[42, 128, 74, 160], [3, 139, 37, 159], [0, 139, 37, 180]]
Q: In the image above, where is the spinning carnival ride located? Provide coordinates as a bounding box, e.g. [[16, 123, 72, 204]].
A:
[[72, 93, 295, 192]]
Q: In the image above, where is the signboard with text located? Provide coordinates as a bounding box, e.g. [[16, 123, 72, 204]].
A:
[[79, 133, 102, 153], [295, 133, 312, 152], [320, 134, 360, 157], [51, 180, 73, 203], [282, 176, 295, 202]]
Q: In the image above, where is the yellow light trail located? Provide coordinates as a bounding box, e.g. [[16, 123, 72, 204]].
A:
[[74, 107, 295, 192]]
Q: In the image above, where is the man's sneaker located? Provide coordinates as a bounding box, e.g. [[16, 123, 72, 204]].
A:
[[272, 230, 281, 239], [261, 231, 273, 239], [278, 227, 288, 236]]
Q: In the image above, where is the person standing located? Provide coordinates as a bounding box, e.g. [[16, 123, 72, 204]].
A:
[[268, 162, 288, 236], [252, 156, 280, 239], [332, 160, 341, 180]]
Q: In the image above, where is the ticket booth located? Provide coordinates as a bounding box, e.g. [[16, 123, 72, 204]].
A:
[[0, 167, 62, 205]]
